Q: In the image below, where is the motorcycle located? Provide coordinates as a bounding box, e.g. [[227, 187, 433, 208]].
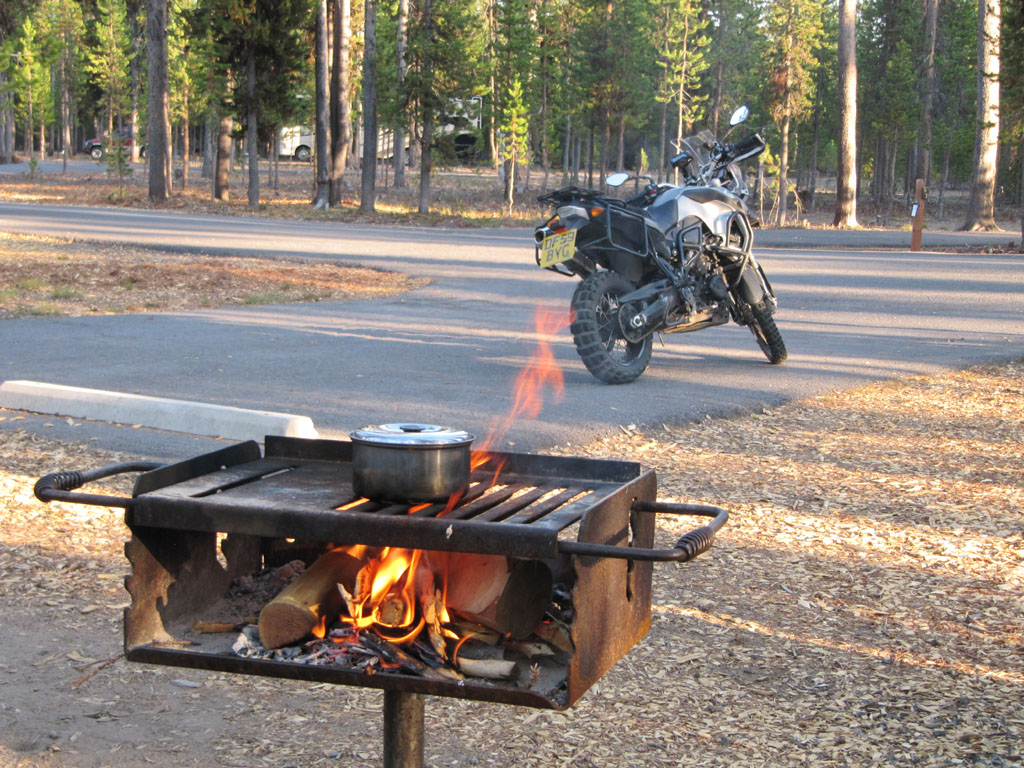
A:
[[534, 106, 786, 384]]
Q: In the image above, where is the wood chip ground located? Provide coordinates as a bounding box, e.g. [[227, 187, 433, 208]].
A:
[[2, 358, 1020, 767]]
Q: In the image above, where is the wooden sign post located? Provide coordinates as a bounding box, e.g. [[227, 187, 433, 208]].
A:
[[910, 179, 926, 251]]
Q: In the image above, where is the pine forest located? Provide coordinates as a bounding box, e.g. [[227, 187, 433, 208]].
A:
[[0, 0, 1021, 231]]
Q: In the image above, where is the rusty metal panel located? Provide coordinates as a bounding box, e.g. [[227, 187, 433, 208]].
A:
[[566, 469, 657, 705]]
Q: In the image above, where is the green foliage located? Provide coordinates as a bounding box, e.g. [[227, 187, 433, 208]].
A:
[[0, 0, 1014, 214], [204, 0, 310, 144], [763, 0, 824, 124], [85, 0, 130, 131]]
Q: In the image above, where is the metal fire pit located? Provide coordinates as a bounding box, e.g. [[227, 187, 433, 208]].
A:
[[36, 435, 727, 767]]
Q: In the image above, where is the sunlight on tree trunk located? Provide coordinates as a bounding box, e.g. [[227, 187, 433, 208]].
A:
[[833, 0, 859, 228], [962, 0, 1001, 231]]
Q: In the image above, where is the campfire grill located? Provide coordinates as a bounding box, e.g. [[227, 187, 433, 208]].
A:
[[36, 435, 727, 767]]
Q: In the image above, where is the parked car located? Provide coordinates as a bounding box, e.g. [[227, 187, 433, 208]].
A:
[[82, 128, 145, 160]]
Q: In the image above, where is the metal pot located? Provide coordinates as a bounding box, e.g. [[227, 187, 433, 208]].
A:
[[349, 423, 475, 503]]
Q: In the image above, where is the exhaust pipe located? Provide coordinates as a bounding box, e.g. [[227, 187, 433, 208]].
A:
[[534, 226, 553, 244]]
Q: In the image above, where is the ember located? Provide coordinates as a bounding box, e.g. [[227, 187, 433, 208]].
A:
[[248, 545, 558, 685]]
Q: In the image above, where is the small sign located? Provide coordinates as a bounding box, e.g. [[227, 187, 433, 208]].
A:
[[911, 202, 919, 218]]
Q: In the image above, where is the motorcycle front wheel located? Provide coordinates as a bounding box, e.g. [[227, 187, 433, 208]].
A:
[[748, 301, 787, 364], [570, 271, 653, 384]]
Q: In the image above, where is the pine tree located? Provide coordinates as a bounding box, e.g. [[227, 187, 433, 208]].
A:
[[763, 0, 823, 225], [653, 0, 708, 181], [500, 75, 528, 209], [206, 0, 309, 208], [36, 0, 85, 171], [86, 0, 130, 143]]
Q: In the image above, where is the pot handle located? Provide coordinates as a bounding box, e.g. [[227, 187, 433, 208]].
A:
[[557, 500, 728, 563], [34, 462, 164, 509]]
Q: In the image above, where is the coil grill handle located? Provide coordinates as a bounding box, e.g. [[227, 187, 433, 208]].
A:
[[34, 462, 164, 508], [557, 500, 728, 563]]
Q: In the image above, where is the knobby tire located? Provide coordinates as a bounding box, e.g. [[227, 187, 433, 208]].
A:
[[748, 301, 787, 364], [570, 271, 653, 384]]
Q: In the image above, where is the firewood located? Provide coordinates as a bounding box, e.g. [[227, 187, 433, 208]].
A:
[[360, 633, 462, 681], [450, 558, 553, 639], [258, 549, 365, 649], [444, 553, 510, 614], [505, 640, 556, 659], [534, 619, 573, 653], [190, 619, 245, 634], [456, 657, 517, 680]]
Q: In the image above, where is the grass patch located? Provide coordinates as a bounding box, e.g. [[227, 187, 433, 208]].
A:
[[16, 277, 48, 292], [50, 285, 84, 300]]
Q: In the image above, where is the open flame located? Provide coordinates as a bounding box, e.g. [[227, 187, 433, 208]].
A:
[[333, 547, 459, 653], [473, 307, 569, 480], [281, 308, 570, 659]]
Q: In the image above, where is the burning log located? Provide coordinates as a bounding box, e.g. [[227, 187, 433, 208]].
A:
[[258, 549, 365, 649]]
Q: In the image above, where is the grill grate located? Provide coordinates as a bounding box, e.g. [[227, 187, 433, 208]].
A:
[[126, 436, 647, 559]]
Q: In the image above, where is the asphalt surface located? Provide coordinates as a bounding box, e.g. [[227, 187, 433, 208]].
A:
[[1, 201, 1022, 462]]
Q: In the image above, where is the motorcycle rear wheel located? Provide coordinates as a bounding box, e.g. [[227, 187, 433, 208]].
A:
[[748, 302, 787, 364], [570, 271, 653, 384]]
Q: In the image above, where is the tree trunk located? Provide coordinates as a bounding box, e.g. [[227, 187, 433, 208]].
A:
[[129, 6, 142, 164], [808, 105, 820, 212], [937, 142, 951, 219], [417, 0, 433, 215], [312, 0, 332, 210], [883, 129, 899, 226], [833, 0, 858, 227], [710, 57, 724, 137], [562, 114, 571, 185], [393, 0, 408, 188], [26, 88, 33, 162], [330, 0, 352, 204], [147, 0, 171, 202], [776, 108, 790, 226], [360, 0, 378, 213], [182, 99, 190, 190], [658, 100, 667, 183], [915, 0, 938, 185], [616, 119, 625, 172], [962, 0, 1001, 231], [0, 75, 7, 164], [214, 114, 232, 201], [246, 50, 259, 208], [60, 54, 71, 174], [202, 118, 213, 179]]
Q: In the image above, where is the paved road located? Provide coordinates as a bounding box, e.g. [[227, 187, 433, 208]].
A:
[[2, 201, 1023, 460]]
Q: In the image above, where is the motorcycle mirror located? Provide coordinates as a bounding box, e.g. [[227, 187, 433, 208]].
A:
[[606, 172, 630, 187], [729, 105, 749, 126]]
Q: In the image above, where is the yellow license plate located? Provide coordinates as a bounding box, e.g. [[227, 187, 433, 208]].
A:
[[538, 230, 577, 269]]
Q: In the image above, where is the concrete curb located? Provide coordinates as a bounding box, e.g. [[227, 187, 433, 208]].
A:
[[0, 380, 318, 442]]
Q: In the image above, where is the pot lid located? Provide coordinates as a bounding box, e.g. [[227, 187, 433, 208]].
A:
[[349, 423, 475, 447]]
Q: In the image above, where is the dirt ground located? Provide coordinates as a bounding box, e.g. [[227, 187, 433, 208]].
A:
[[0, 232, 424, 319], [0, 188, 1021, 767], [2, 357, 1021, 768]]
